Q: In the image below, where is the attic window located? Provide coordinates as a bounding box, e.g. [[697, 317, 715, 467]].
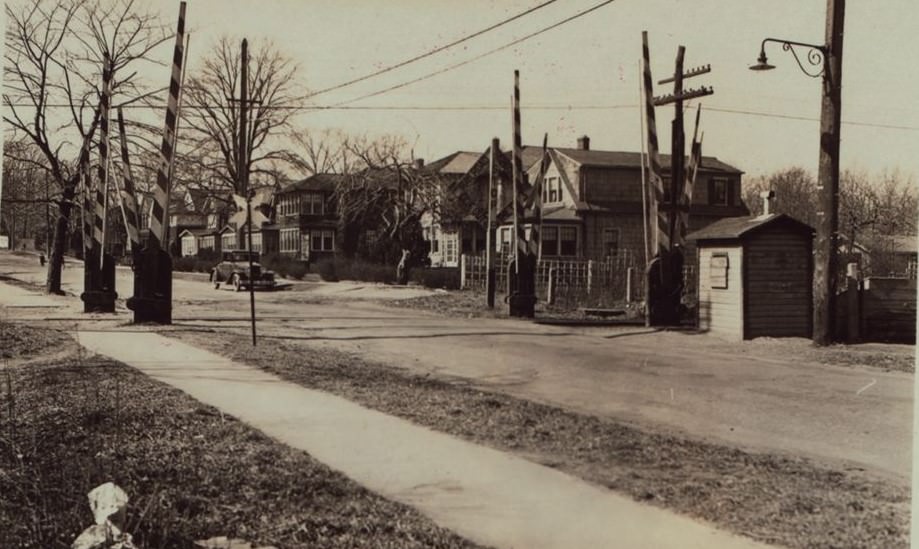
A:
[[710, 253, 729, 289], [544, 177, 561, 203]]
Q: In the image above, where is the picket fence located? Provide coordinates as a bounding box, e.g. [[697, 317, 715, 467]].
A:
[[460, 251, 646, 308]]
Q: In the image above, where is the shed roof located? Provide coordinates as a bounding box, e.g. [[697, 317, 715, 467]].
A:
[[687, 213, 814, 242]]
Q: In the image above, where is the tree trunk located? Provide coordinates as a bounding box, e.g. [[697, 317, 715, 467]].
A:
[[46, 178, 76, 295]]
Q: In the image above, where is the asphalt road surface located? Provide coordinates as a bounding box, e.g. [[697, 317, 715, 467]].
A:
[[2, 251, 913, 484]]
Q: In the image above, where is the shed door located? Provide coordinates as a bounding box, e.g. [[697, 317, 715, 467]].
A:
[[744, 231, 811, 339]]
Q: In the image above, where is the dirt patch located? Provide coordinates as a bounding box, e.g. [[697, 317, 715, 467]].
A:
[[0, 323, 485, 549], [170, 327, 910, 549]]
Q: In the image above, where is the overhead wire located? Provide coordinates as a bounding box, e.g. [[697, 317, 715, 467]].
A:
[[327, 0, 619, 108], [298, 0, 561, 100]]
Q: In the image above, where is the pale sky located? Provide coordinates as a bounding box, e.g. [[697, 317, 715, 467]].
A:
[[8, 0, 919, 180]]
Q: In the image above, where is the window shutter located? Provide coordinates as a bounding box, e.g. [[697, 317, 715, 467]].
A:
[[727, 179, 735, 206], [707, 178, 715, 205]]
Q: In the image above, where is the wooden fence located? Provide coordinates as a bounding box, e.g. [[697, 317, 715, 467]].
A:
[[836, 276, 916, 343]]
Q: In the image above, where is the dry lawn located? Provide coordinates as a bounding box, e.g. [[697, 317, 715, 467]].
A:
[[0, 322, 485, 549], [171, 326, 911, 549]]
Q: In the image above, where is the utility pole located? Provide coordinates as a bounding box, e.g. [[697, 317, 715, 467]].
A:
[[650, 46, 712, 326], [485, 137, 499, 308], [235, 38, 258, 346], [813, 0, 845, 345]]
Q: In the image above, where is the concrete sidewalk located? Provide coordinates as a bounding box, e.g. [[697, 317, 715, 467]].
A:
[[75, 330, 775, 549]]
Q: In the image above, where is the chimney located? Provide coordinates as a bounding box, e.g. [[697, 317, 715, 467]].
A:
[[414, 158, 424, 169], [759, 190, 776, 217], [576, 135, 590, 151]]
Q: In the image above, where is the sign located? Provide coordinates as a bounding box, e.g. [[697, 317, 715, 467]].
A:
[[710, 253, 729, 289]]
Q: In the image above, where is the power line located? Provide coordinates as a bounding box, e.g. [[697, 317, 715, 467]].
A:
[[330, 0, 619, 108], [300, 0, 560, 101], [6, 101, 919, 131]]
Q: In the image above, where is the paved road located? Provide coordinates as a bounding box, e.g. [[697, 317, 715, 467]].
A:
[[2, 251, 913, 483]]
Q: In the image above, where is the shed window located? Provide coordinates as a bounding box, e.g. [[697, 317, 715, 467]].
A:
[[710, 253, 729, 289]]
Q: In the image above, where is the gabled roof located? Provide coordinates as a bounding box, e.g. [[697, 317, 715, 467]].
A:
[[687, 213, 814, 242], [553, 148, 742, 174], [281, 173, 344, 193]]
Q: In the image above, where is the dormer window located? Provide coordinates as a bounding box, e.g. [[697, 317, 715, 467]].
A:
[[543, 176, 562, 203]]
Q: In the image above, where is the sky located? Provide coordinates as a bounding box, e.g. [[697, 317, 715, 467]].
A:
[[6, 0, 919, 181]]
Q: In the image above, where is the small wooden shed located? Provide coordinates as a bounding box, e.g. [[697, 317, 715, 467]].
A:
[[687, 213, 815, 340]]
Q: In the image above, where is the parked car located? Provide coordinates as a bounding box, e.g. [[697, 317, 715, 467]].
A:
[[210, 250, 276, 291]]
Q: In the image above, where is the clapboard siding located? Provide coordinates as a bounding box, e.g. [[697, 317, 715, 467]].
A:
[[698, 245, 744, 340], [743, 227, 812, 339]]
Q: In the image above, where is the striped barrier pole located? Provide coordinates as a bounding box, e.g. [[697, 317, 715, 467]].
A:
[[641, 31, 668, 256], [116, 107, 141, 253], [680, 105, 703, 242], [93, 55, 112, 268], [527, 133, 549, 258], [149, 0, 186, 251]]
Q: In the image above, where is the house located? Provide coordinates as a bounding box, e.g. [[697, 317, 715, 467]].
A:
[[422, 136, 747, 267], [274, 174, 341, 262], [418, 147, 544, 267]]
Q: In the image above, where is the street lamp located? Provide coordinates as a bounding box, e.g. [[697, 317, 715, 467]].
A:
[[750, 0, 845, 346]]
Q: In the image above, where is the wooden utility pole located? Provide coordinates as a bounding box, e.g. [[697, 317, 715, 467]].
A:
[[485, 137, 499, 308], [813, 0, 845, 345], [238, 38, 257, 346], [651, 45, 712, 326]]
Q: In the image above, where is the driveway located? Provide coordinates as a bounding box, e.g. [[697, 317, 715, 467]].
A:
[[2, 251, 913, 483]]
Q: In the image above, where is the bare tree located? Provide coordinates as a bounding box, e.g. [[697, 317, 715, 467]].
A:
[[4, 0, 170, 293], [743, 167, 819, 227], [180, 37, 301, 202]]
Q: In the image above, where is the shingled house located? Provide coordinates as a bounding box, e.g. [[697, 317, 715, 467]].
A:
[[421, 136, 747, 266], [274, 174, 341, 262]]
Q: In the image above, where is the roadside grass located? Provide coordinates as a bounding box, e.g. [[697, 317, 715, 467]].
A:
[[389, 290, 915, 373], [0, 322, 485, 549], [170, 327, 911, 549]]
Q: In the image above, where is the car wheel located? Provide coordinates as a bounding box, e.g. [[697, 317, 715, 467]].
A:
[[232, 274, 243, 292]]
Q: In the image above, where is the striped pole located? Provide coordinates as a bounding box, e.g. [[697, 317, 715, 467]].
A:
[[116, 107, 141, 252], [680, 105, 703, 242], [149, 1, 186, 250], [527, 133, 549, 258], [511, 70, 526, 273], [641, 31, 668, 256], [93, 55, 113, 266]]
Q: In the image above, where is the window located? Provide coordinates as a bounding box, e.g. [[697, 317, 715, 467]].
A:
[[544, 177, 561, 203], [710, 178, 730, 205], [280, 228, 299, 253], [603, 228, 620, 257], [302, 192, 324, 215], [181, 236, 196, 257], [221, 232, 236, 251], [309, 229, 334, 251], [444, 234, 458, 265], [559, 226, 577, 256], [541, 226, 578, 257], [200, 235, 215, 251], [498, 227, 512, 254], [710, 253, 729, 289], [243, 231, 262, 252]]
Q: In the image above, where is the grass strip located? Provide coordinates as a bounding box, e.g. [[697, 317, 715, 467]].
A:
[[170, 327, 910, 549], [0, 322, 486, 549]]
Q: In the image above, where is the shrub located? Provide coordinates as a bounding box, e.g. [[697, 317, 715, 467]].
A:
[[314, 256, 395, 284], [260, 253, 308, 280], [410, 267, 461, 290]]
